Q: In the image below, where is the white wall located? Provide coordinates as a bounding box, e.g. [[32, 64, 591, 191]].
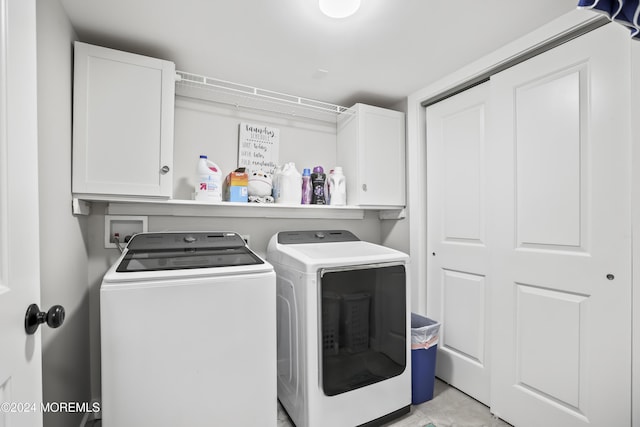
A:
[[36, 1, 91, 426], [85, 98, 392, 401], [173, 97, 339, 200], [381, 98, 410, 255], [632, 40, 640, 427]]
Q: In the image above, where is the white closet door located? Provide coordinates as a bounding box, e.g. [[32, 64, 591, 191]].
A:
[[426, 83, 491, 405], [488, 24, 631, 427], [0, 0, 44, 424]]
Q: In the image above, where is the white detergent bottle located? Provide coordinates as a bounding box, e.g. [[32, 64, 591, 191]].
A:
[[329, 166, 346, 206], [195, 155, 223, 202], [276, 162, 302, 204]]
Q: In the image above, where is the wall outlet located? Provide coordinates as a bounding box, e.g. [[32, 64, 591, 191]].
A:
[[104, 215, 148, 249]]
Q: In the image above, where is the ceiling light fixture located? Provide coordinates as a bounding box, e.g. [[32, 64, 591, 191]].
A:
[[319, 0, 361, 18]]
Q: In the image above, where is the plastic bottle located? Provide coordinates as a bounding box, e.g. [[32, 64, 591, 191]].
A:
[[301, 168, 312, 204], [327, 169, 333, 205], [311, 166, 326, 205], [195, 155, 223, 202], [271, 164, 282, 200], [329, 166, 346, 206], [275, 162, 302, 204]]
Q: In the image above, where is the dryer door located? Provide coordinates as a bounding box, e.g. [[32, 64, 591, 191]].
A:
[[319, 263, 406, 396]]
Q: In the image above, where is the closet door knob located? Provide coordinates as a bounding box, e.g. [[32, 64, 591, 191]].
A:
[[160, 165, 170, 174]]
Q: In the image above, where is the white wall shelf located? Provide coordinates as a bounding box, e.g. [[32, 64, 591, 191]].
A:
[[72, 196, 405, 220], [175, 71, 355, 124]]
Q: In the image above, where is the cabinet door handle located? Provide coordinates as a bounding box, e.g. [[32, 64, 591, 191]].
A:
[[362, 184, 367, 192], [160, 165, 170, 174]]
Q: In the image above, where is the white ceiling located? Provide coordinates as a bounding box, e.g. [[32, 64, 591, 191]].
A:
[[58, 0, 581, 108]]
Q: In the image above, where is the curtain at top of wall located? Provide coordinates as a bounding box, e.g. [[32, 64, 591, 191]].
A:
[[578, 0, 640, 39]]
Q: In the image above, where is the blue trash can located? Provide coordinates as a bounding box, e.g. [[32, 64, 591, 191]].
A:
[[411, 313, 440, 404]]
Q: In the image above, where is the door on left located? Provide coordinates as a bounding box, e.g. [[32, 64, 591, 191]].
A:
[[0, 0, 44, 425]]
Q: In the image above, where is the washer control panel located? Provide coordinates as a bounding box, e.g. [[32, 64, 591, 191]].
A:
[[126, 232, 246, 250]]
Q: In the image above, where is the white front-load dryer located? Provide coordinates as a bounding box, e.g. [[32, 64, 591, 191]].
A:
[[267, 230, 411, 427], [100, 232, 276, 427]]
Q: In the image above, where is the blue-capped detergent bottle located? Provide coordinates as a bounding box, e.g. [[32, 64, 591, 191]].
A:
[[301, 168, 312, 204]]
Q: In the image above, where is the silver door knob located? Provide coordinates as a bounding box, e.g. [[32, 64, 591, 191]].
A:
[[160, 165, 170, 174]]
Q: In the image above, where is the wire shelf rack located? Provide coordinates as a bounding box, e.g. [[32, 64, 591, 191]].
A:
[[175, 71, 354, 123]]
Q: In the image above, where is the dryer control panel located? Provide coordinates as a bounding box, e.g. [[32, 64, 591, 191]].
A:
[[277, 230, 360, 245]]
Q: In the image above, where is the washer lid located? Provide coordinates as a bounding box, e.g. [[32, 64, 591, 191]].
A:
[[116, 232, 263, 273]]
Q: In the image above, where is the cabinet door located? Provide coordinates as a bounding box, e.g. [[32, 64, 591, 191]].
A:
[[337, 104, 405, 207], [72, 42, 175, 197], [359, 105, 405, 206]]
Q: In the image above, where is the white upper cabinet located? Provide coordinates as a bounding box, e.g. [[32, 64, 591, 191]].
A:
[[337, 104, 406, 207], [72, 42, 175, 197]]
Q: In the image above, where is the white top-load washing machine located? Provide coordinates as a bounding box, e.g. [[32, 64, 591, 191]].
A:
[[100, 232, 276, 427], [267, 230, 411, 427]]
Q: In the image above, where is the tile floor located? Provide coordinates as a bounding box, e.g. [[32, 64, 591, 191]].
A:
[[387, 379, 511, 427], [276, 379, 510, 427], [90, 379, 511, 427]]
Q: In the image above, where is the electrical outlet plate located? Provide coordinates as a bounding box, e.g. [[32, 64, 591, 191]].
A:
[[104, 215, 148, 249]]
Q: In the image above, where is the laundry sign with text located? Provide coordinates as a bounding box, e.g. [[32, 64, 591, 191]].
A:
[[238, 122, 280, 174]]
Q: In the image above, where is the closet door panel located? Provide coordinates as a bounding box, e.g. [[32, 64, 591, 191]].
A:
[[441, 270, 486, 364], [488, 23, 631, 427], [426, 82, 490, 405], [515, 70, 582, 248]]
